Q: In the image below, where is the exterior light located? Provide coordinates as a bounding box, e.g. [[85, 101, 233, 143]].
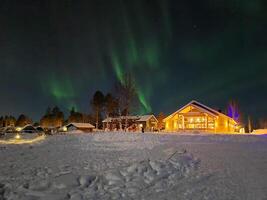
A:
[[16, 127, 22, 132], [63, 126, 67, 132], [15, 134, 21, 139], [0, 135, 45, 145]]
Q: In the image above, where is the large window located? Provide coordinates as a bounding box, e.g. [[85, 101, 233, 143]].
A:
[[184, 116, 210, 129]]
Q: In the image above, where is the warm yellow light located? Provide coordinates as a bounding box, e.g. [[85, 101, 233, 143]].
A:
[[0, 135, 45, 145], [139, 124, 143, 128], [239, 128, 245, 134], [190, 118, 193, 123], [16, 127, 22, 132], [15, 134, 21, 139], [63, 126, 67, 132]]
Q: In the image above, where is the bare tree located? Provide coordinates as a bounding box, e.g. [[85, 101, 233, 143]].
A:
[[227, 100, 241, 124], [259, 119, 267, 129], [115, 73, 138, 130], [248, 116, 252, 133], [104, 93, 118, 118]]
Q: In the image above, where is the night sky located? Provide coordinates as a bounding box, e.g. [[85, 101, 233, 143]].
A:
[[0, 0, 266, 122]]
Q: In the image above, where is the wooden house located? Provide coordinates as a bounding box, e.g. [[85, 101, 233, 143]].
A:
[[163, 100, 239, 133], [66, 123, 94, 132], [102, 115, 158, 132]]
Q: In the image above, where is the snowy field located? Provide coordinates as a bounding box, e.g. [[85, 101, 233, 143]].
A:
[[0, 132, 267, 200]]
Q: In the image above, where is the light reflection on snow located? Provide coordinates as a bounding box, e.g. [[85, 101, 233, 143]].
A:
[[0, 135, 46, 145]]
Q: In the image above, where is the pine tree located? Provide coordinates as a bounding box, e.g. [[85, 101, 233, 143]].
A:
[[91, 91, 105, 129]]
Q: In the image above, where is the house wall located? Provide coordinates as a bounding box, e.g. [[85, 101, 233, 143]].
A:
[[165, 118, 174, 131], [68, 126, 93, 132], [79, 128, 93, 132], [215, 115, 236, 133], [145, 117, 158, 131]]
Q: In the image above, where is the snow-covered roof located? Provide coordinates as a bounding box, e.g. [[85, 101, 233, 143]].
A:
[[66, 123, 95, 129], [102, 115, 158, 123], [136, 115, 158, 122], [102, 118, 112, 123], [102, 116, 139, 122], [21, 124, 36, 130], [164, 100, 237, 123]]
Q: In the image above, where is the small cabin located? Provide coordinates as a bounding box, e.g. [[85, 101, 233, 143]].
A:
[[66, 123, 94, 133]]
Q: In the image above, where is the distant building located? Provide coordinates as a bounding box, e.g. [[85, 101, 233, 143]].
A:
[[164, 100, 240, 133], [20, 124, 37, 133], [102, 115, 158, 132], [66, 123, 95, 132]]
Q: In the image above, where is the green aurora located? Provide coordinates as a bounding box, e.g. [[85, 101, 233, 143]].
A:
[[1, 0, 266, 121]]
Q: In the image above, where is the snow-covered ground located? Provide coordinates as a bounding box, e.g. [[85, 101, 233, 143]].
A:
[[0, 132, 267, 200]]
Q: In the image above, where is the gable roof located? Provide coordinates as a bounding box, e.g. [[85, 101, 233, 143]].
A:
[[102, 115, 158, 123], [66, 123, 95, 129], [164, 100, 237, 123], [102, 117, 112, 123], [102, 116, 139, 123], [21, 124, 36, 131], [136, 115, 158, 122]]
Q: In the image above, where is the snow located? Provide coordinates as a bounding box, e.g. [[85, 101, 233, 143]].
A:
[[0, 132, 267, 200], [252, 129, 267, 135]]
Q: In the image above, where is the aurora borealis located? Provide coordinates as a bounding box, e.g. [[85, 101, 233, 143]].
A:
[[0, 0, 266, 122]]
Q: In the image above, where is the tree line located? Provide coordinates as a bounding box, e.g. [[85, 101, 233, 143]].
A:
[[1, 72, 265, 131], [0, 73, 142, 129]]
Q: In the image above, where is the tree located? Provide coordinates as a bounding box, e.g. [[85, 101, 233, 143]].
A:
[[70, 106, 76, 116], [248, 116, 252, 133], [91, 91, 105, 129], [157, 112, 166, 130], [46, 107, 52, 116], [40, 106, 64, 128], [0, 116, 4, 127], [52, 106, 60, 116], [259, 119, 267, 129], [52, 106, 64, 127], [8, 116, 16, 127], [227, 100, 241, 124], [16, 114, 32, 127], [68, 107, 84, 123], [33, 122, 40, 127], [116, 73, 137, 116], [104, 93, 119, 118], [115, 73, 138, 130]]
